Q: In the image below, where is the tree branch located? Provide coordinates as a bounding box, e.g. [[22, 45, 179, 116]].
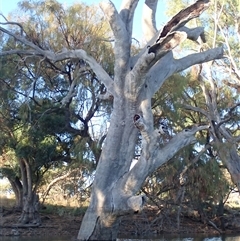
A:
[[100, 1, 127, 41], [0, 26, 115, 96], [0, 18, 25, 35], [142, 0, 158, 42], [183, 104, 209, 118], [152, 125, 209, 170], [120, 0, 139, 37], [130, 31, 187, 94], [122, 124, 209, 195], [100, 0, 131, 85], [177, 26, 205, 42], [148, 31, 187, 55], [131, 0, 210, 68], [175, 46, 224, 73], [60, 78, 78, 107]]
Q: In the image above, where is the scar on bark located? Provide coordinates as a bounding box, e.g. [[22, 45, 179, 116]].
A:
[[133, 114, 140, 122]]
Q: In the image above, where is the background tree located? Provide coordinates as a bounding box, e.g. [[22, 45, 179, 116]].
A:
[[0, 0, 225, 239], [140, 72, 232, 231], [0, 0, 113, 225], [165, 0, 240, 192]]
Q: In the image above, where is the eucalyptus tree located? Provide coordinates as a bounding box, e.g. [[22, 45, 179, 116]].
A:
[[0, 0, 225, 239], [0, 71, 74, 225], [0, 0, 113, 225], [202, 0, 240, 193]]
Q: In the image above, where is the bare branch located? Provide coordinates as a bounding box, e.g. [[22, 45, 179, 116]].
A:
[[60, 78, 78, 107], [0, 18, 24, 35], [120, 0, 139, 37], [183, 104, 209, 118], [146, 46, 224, 98], [127, 34, 188, 117], [100, 1, 126, 41], [148, 31, 187, 54], [131, 0, 211, 69], [142, 0, 158, 42], [130, 31, 187, 91], [218, 22, 240, 80], [175, 46, 224, 73], [122, 124, 209, 195], [180, 142, 212, 180], [0, 26, 46, 54], [153, 125, 209, 168], [100, 0, 131, 84], [178, 26, 205, 42]]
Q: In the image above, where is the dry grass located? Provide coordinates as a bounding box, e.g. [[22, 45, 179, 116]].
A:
[[0, 194, 89, 218]]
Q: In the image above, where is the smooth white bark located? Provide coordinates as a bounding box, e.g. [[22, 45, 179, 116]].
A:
[[142, 0, 158, 42]]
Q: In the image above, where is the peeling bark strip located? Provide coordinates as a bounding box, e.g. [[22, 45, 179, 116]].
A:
[[156, 0, 210, 42], [148, 0, 210, 54], [148, 31, 187, 54]]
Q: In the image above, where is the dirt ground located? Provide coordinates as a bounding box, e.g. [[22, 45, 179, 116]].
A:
[[1, 205, 240, 239]]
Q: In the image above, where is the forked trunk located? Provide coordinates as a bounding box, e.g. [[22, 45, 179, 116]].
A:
[[77, 95, 207, 239]]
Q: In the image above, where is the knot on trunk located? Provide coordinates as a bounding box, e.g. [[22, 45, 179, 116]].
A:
[[127, 195, 147, 212]]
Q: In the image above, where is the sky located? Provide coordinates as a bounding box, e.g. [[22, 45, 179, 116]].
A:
[[0, 0, 169, 41]]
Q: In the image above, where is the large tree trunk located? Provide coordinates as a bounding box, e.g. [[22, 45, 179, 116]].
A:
[[78, 98, 209, 239], [18, 159, 41, 225], [3, 169, 23, 209], [77, 101, 138, 239], [19, 192, 41, 225]]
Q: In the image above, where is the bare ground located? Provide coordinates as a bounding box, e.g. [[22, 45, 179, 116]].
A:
[[1, 205, 240, 239]]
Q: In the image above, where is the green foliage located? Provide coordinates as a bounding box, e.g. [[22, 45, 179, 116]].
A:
[[17, 0, 114, 70], [0, 166, 17, 179], [187, 157, 230, 203]]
